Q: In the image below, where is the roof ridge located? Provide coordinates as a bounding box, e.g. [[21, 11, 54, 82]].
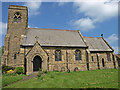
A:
[[27, 28, 77, 32]]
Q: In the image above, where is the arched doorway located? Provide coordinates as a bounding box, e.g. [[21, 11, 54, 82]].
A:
[[33, 56, 42, 71], [102, 58, 105, 67]]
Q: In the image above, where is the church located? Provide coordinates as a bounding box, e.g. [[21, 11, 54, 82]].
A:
[[2, 5, 118, 75]]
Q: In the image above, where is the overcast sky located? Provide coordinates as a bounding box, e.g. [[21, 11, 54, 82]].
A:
[[0, 0, 119, 53]]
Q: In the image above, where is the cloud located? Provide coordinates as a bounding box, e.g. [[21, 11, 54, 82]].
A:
[[0, 22, 7, 47], [106, 34, 118, 44], [57, 0, 70, 6], [58, 2, 69, 6], [105, 33, 118, 54], [70, 0, 118, 31], [24, 2, 42, 16], [72, 17, 95, 31], [74, 0, 118, 22], [0, 22, 7, 35]]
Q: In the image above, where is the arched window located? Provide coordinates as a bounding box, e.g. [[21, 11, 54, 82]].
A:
[[75, 50, 81, 60], [14, 16, 17, 22], [91, 56, 94, 61], [18, 16, 21, 22], [102, 58, 105, 67], [55, 50, 62, 61], [14, 54, 17, 59]]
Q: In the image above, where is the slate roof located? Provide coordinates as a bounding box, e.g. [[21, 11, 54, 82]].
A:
[[84, 37, 113, 51], [22, 28, 87, 47]]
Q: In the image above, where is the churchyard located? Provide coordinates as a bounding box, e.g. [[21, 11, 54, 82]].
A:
[[2, 69, 118, 88]]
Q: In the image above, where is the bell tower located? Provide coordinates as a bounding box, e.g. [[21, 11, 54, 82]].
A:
[[2, 5, 28, 66], [7, 5, 28, 35]]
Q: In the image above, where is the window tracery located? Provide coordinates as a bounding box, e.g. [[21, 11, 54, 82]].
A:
[[13, 12, 21, 23]]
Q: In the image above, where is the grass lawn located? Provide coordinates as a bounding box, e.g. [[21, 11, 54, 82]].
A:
[[4, 69, 118, 88], [2, 74, 25, 87]]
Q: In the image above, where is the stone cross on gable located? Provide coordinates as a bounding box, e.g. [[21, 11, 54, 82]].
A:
[[35, 36, 39, 43]]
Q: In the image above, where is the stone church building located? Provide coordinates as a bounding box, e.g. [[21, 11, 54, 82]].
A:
[[2, 5, 118, 75]]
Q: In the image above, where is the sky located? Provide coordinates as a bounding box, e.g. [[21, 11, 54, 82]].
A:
[[0, 0, 119, 53]]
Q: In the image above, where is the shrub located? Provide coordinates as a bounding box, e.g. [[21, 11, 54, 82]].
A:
[[43, 70, 47, 74], [2, 65, 15, 73], [39, 68, 42, 72], [37, 68, 43, 80], [67, 69, 70, 73], [7, 69, 14, 74], [37, 69, 47, 80], [37, 71, 42, 78], [16, 67, 24, 74]]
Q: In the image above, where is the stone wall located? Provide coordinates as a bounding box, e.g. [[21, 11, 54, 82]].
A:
[[24, 46, 88, 72], [89, 52, 118, 70], [12, 45, 118, 75], [44, 47, 88, 72]]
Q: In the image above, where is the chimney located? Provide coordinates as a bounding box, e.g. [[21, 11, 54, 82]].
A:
[[101, 34, 103, 37]]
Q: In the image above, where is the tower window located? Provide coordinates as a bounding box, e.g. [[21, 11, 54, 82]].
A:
[[75, 50, 81, 60], [55, 50, 62, 61], [14, 16, 17, 22], [18, 16, 21, 22], [13, 12, 21, 23]]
